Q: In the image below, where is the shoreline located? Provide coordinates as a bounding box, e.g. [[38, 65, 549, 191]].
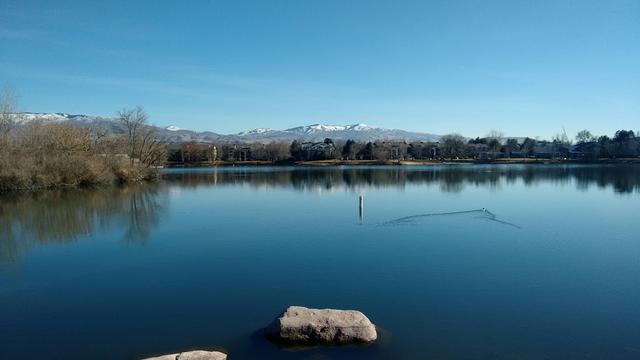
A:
[[165, 158, 640, 167], [2, 159, 638, 193]]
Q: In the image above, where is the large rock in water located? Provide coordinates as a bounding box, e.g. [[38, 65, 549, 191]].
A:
[[141, 350, 227, 360], [265, 306, 377, 344]]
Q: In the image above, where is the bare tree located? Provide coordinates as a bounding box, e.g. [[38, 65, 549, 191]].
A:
[[89, 123, 108, 145], [118, 106, 147, 164], [481, 130, 504, 151], [552, 127, 572, 146], [0, 87, 19, 136], [575, 129, 595, 144], [440, 134, 467, 159], [486, 130, 504, 140], [180, 141, 205, 163], [117, 106, 166, 167], [135, 125, 167, 167], [264, 142, 289, 161]]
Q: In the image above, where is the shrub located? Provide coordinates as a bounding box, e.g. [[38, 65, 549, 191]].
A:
[[0, 121, 163, 192]]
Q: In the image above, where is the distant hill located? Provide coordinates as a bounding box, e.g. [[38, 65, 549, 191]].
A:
[[15, 113, 441, 143]]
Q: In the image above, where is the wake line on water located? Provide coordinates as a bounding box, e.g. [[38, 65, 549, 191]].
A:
[[381, 208, 521, 229]]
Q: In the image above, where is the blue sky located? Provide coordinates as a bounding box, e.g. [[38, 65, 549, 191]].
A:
[[1, 0, 638, 138]]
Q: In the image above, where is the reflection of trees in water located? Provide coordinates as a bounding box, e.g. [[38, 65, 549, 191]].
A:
[[164, 165, 640, 194], [123, 188, 166, 243], [0, 186, 167, 264], [2, 165, 637, 264]]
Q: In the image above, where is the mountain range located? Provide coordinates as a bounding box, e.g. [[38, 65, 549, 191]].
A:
[[15, 112, 440, 143]]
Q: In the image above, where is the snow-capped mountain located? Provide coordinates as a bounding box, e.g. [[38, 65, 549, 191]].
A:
[[274, 123, 436, 142], [16, 112, 96, 123], [14, 113, 440, 143], [234, 123, 437, 142], [237, 128, 272, 136], [285, 123, 379, 134]]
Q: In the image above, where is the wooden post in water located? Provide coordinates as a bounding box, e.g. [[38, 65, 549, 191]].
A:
[[359, 194, 364, 224]]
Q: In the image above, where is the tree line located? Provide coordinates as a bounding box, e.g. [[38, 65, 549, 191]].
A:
[[171, 129, 639, 164]]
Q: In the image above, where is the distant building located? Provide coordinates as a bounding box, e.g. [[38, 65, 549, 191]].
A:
[[228, 145, 251, 161], [300, 141, 336, 160], [478, 150, 503, 160], [570, 141, 598, 159], [532, 142, 570, 159]]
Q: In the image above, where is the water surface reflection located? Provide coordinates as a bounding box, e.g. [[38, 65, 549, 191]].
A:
[[164, 164, 640, 194], [0, 186, 168, 264], [1, 164, 638, 265], [1, 164, 639, 359]]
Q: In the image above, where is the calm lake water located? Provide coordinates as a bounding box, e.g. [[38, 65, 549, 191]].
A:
[[1, 164, 639, 359]]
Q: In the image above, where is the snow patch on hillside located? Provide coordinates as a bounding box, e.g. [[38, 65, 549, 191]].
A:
[[238, 128, 272, 136]]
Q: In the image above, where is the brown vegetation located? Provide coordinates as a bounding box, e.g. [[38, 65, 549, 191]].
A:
[[0, 92, 166, 191]]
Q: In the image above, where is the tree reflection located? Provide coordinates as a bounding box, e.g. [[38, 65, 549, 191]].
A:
[[164, 164, 640, 194], [0, 185, 168, 264], [2, 165, 638, 264]]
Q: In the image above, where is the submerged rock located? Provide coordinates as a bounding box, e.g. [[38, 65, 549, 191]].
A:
[[142, 350, 227, 360], [265, 306, 377, 344]]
